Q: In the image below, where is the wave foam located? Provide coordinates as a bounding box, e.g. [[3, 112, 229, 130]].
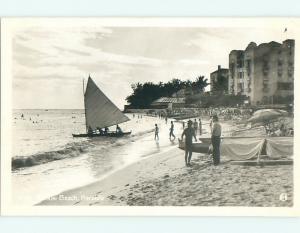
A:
[[12, 128, 154, 170], [12, 142, 91, 170]]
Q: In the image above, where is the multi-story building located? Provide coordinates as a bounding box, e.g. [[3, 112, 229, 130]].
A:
[[210, 65, 229, 95], [229, 39, 294, 105]]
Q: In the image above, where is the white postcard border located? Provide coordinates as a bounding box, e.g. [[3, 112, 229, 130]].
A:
[[1, 17, 300, 216]]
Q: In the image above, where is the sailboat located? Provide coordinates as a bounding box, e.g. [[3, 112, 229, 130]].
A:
[[72, 76, 131, 137]]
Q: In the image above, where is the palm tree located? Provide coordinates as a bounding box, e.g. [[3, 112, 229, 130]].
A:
[[193, 76, 209, 93]]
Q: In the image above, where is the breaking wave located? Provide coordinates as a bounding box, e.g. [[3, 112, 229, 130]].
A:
[[12, 141, 91, 170], [12, 129, 154, 170]]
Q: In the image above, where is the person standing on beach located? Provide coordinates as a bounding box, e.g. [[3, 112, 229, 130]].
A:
[[154, 124, 159, 140], [211, 115, 222, 166], [169, 121, 176, 140], [181, 120, 197, 166], [199, 118, 202, 135], [193, 119, 198, 135], [182, 121, 185, 129]]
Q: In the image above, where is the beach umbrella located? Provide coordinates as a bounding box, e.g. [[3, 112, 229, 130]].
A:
[[247, 109, 288, 124]]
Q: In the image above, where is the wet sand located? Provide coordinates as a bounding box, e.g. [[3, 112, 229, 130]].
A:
[[40, 145, 293, 207]]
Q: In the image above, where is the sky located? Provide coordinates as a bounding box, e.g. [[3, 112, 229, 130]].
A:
[[11, 22, 294, 109]]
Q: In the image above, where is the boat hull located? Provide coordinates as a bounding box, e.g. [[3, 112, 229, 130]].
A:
[[178, 139, 211, 154], [72, 131, 131, 138]]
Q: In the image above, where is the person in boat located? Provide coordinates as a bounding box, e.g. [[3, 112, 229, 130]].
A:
[[169, 121, 176, 140], [154, 124, 159, 140], [97, 127, 104, 135], [181, 120, 197, 166], [211, 115, 222, 166], [116, 124, 123, 134]]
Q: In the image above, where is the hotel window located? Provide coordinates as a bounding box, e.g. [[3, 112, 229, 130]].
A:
[[230, 63, 235, 77], [238, 72, 243, 80], [237, 53, 244, 68], [287, 44, 293, 55], [288, 68, 293, 77], [237, 59, 243, 68], [288, 61, 294, 77], [278, 82, 293, 90], [278, 59, 283, 77], [263, 60, 269, 76], [238, 83, 244, 92], [246, 59, 251, 76]]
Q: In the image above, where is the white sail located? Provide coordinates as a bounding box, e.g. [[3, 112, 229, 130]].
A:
[[84, 77, 129, 130]]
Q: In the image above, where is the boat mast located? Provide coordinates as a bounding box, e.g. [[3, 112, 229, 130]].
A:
[[83, 77, 88, 133]]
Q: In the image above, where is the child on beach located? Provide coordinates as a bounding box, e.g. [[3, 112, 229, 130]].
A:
[[154, 124, 159, 140]]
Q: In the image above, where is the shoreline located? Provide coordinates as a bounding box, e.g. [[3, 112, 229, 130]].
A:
[[39, 145, 182, 206], [39, 140, 293, 207]]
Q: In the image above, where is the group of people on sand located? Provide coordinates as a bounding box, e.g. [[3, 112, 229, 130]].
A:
[[181, 118, 202, 135], [154, 120, 176, 141], [182, 115, 221, 167], [265, 122, 293, 137], [154, 115, 222, 167]]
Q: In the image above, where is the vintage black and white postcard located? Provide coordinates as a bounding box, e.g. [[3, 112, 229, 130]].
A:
[[1, 17, 299, 216]]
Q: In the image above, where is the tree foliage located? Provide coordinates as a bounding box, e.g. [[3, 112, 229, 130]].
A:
[[126, 76, 208, 108]]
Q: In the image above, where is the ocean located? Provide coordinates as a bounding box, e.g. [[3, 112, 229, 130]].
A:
[[12, 109, 203, 205]]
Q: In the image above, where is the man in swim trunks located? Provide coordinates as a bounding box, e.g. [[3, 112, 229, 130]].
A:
[[181, 120, 197, 166]]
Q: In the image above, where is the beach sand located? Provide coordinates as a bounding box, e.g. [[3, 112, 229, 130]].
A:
[[40, 145, 293, 207]]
